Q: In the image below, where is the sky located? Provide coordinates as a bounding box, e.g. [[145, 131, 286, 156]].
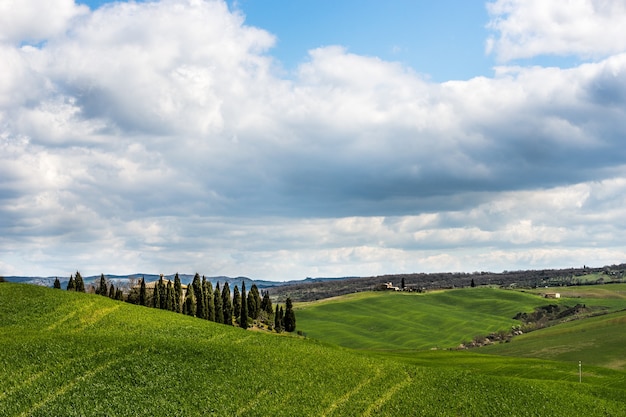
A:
[[1, 0, 626, 281]]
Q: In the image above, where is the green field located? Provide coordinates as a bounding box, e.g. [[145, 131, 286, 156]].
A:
[[296, 288, 552, 350], [295, 286, 626, 351], [482, 309, 626, 368], [2, 283, 626, 416]]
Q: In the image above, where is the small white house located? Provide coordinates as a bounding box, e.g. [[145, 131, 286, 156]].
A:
[[544, 292, 561, 299]]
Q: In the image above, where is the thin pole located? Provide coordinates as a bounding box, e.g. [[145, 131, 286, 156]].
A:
[[579, 361, 582, 383]]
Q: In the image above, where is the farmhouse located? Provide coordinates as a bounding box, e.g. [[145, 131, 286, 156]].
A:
[[544, 292, 560, 299], [383, 282, 400, 291]]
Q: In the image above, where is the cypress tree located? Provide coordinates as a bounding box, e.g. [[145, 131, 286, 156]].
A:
[[240, 282, 248, 329], [254, 285, 262, 317], [153, 281, 161, 309], [233, 285, 241, 321], [53, 277, 61, 289], [213, 283, 223, 324], [191, 274, 203, 318], [274, 303, 280, 332], [275, 305, 284, 333], [97, 274, 107, 296], [75, 271, 85, 292], [248, 284, 261, 319], [204, 279, 215, 321], [166, 281, 174, 311], [261, 291, 273, 314], [284, 298, 296, 332], [174, 273, 183, 313], [184, 285, 196, 316], [158, 275, 167, 310], [139, 278, 147, 306], [108, 283, 115, 298], [66, 275, 76, 291], [222, 282, 232, 325], [115, 288, 124, 300]]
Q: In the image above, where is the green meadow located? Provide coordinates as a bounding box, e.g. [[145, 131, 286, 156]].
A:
[[295, 288, 553, 350], [1, 283, 626, 416], [295, 286, 626, 351]]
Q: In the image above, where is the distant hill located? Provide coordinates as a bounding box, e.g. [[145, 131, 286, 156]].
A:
[[268, 264, 626, 302], [5, 263, 625, 302], [2, 273, 353, 291]]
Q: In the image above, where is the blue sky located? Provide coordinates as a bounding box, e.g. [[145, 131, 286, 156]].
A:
[[2, 0, 626, 280], [227, 0, 491, 81], [78, 0, 491, 81]]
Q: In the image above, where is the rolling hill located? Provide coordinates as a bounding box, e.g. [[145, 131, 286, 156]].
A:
[[1, 283, 625, 416]]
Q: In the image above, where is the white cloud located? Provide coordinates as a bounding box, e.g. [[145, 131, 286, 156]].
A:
[[1, 0, 625, 279], [0, 0, 87, 44], [487, 0, 626, 61]]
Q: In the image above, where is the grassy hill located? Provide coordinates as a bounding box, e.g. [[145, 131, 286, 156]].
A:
[[295, 286, 626, 351], [2, 283, 626, 416], [295, 288, 551, 350]]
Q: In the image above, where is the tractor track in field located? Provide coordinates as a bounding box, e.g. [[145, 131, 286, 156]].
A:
[[321, 366, 384, 417], [361, 370, 413, 417]]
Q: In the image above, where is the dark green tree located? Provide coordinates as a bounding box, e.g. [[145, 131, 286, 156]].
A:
[[204, 279, 215, 321], [222, 282, 233, 325], [183, 285, 196, 316], [192, 274, 205, 319], [97, 274, 107, 296], [108, 283, 115, 298], [115, 288, 124, 301], [166, 281, 174, 311], [247, 284, 261, 319], [471, 278, 476, 288], [66, 275, 76, 291], [275, 305, 284, 333], [53, 277, 61, 289], [174, 273, 183, 313], [284, 298, 296, 332], [401, 277, 406, 290], [139, 277, 147, 306], [233, 285, 241, 321], [261, 290, 273, 314], [158, 275, 167, 310], [153, 280, 161, 309], [274, 303, 281, 331], [213, 283, 223, 324], [74, 271, 85, 292], [240, 282, 248, 329]]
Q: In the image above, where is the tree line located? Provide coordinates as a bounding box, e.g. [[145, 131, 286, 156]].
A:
[[56, 271, 295, 333]]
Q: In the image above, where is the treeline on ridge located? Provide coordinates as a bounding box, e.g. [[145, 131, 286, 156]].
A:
[[60, 271, 296, 333], [268, 264, 626, 302]]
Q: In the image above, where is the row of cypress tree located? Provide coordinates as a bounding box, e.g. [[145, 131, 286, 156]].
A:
[[56, 272, 124, 300], [54, 271, 295, 332], [135, 273, 295, 332]]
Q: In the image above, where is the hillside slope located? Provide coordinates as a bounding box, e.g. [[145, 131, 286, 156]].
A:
[[295, 286, 626, 352], [482, 309, 626, 369], [295, 288, 551, 350], [1, 283, 625, 416]]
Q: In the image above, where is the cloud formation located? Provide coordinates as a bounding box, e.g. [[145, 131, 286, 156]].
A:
[[1, 0, 626, 279], [486, 0, 626, 61]]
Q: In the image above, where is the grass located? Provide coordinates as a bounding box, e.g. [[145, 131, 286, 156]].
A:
[[295, 288, 554, 350], [2, 283, 626, 416], [482, 309, 626, 370], [295, 286, 626, 351], [525, 283, 626, 300]]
